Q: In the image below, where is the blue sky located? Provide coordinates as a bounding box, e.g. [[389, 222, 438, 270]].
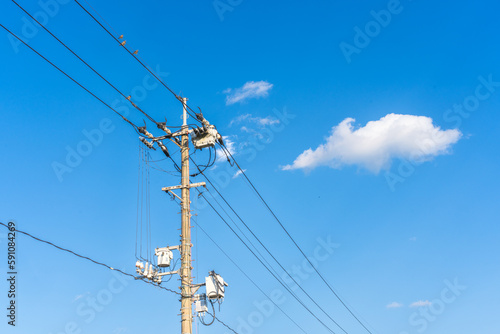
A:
[[1, 0, 499, 333]]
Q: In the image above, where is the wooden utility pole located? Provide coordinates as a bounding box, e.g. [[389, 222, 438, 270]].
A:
[[180, 97, 193, 334], [143, 97, 220, 333]]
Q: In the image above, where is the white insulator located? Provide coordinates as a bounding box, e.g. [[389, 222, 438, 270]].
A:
[[147, 263, 154, 279]]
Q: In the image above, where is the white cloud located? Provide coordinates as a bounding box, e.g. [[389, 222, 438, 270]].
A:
[[386, 302, 404, 309], [257, 117, 280, 126], [229, 114, 251, 126], [282, 114, 462, 173], [229, 113, 280, 128], [410, 300, 432, 308], [233, 169, 247, 179], [224, 81, 273, 105]]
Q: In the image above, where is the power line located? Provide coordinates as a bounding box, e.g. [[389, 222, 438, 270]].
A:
[[191, 159, 349, 333], [191, 163, 284, 283], [82, 0, 121, 36], [11, 0, 160, 127], [204, 185, 348, 333], [223, 148, 375, 334], [4, 5, 332, 332], [0, 23, 139, 132], [73, 0, 202, 122], [5, 2, 372, 330], [206, 310, 239, 334], [194, 219, 308, 333], [197, 189, 338, 334], [0, 222, 180, 295]]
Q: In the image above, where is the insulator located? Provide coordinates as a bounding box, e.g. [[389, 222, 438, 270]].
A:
[[139, 137, 155, 149], [157, 141, 170, 157], [138, 126, 153, 138], [196, 112, 204, 122], [157, 121, 171, 135], [217, 134, 224, 145]]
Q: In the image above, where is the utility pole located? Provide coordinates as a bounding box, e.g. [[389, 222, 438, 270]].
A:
[[136, 96, 228, 334], [180, 97, 193, 334]]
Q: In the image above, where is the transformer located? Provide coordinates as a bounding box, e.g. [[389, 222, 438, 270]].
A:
[[191, 125, 221, 149], [205, 272, 228, 300], [155, 248, 173, 268]]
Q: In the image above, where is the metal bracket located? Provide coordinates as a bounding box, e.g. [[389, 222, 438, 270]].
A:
[[158, 270, 179, 277], [166, 190, 182, 201], [162, 182, 206, 192], [162, 182, 206, 202], [191, 283, 206, 295], [193, 293, 206, 301], [170, 129, 190, 137]]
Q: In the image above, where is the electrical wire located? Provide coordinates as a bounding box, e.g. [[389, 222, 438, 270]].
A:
[[197, 190, 337, 334], [0, 222, 180, 295], [73, 0, 203, 122], [5, 3, 371, 330], [206, 310, 239, 334], [195, 220, 308, 333], [199, 301, 216, 326], [217, 142, 234, 166], [13, 0, 191, 165], [139, 146, 146, 261], [0, 23, 139, 132], [82, 0, 120, 36], [222, 147, 375, 334], [169, 154, 182, 173], [136, 146, 159, 263], [192, 160, 348, 333], [135, 144, 141, 260], [146, 150, 152, 264], [198, 185, 283, 282], [190, 147, 216, 177], [10, 0, 160, 127], [146, 160, 180, 176], [3, 7, 304, 332]]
